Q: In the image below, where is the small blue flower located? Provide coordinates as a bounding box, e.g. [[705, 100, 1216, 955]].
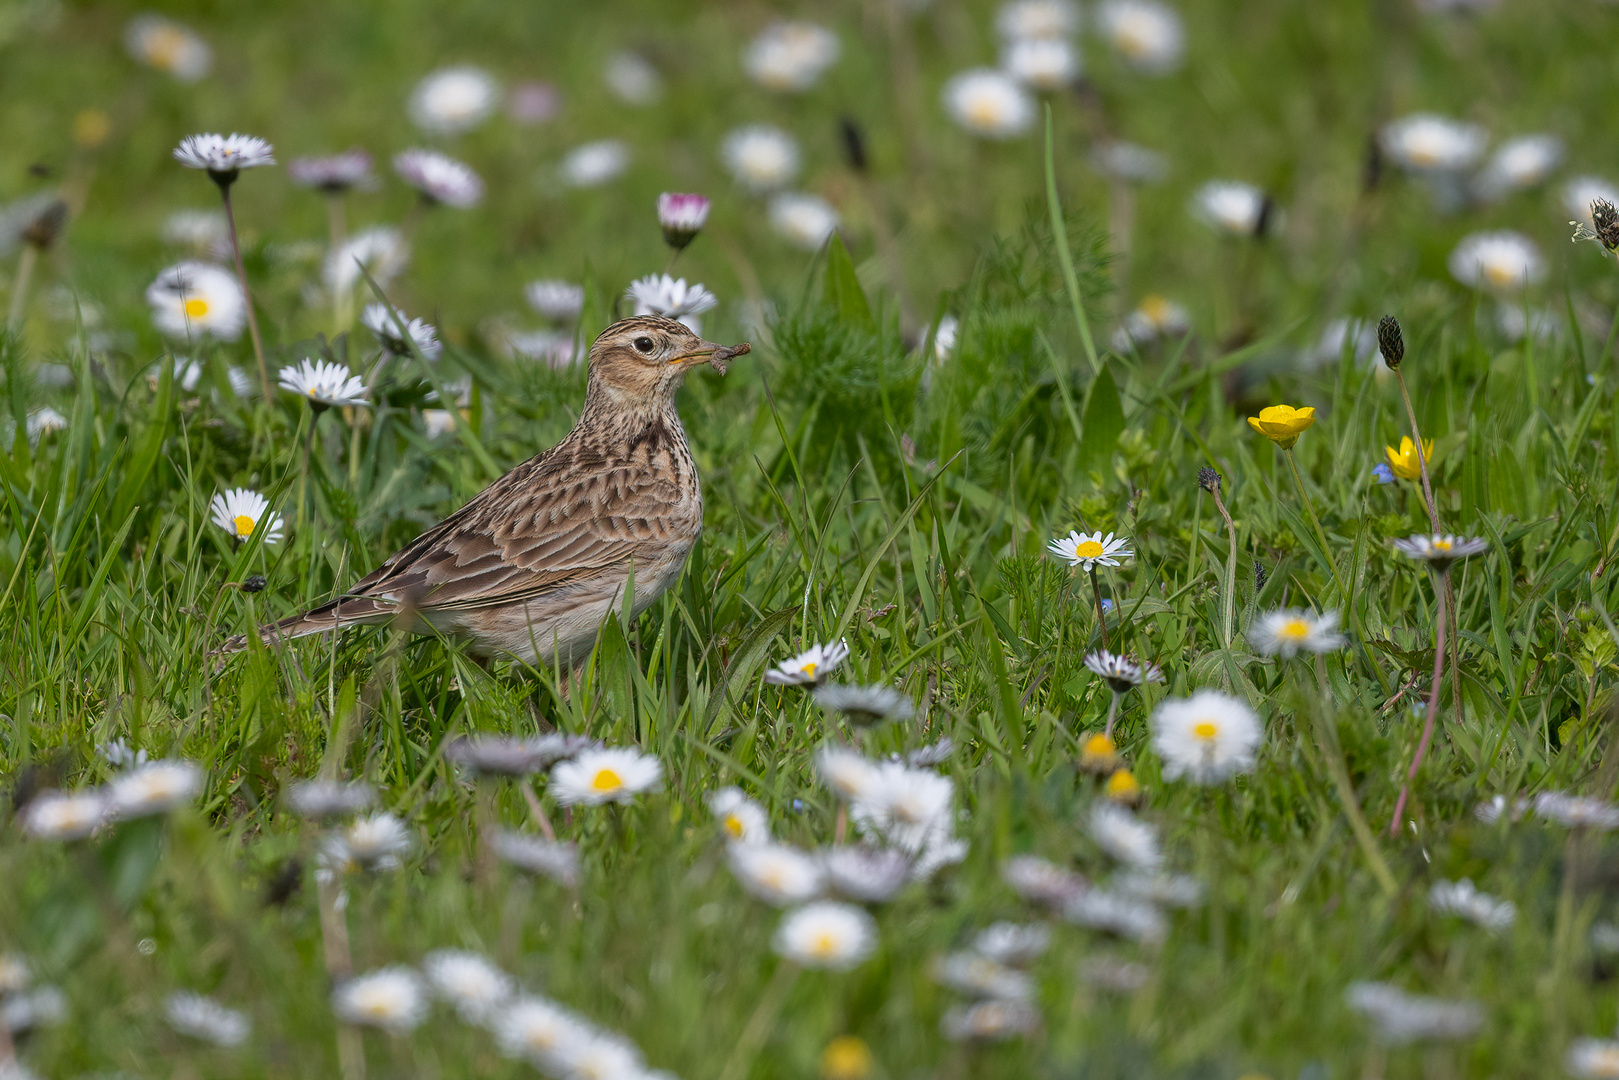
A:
[[1373, 462, 1396, 485], [1100, 598, 1115, 614]]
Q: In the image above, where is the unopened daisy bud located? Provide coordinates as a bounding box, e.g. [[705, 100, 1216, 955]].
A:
[[1593, 199, 1619, 253], [1103, 769, 1142, 805], [241, 574, 267, 593], [1197, 467, 1221, 493], [21, 199, 67, 250], [839, 117, 868, 174], [1079, 732, 1120, 774], [657, 192, 711, 251]]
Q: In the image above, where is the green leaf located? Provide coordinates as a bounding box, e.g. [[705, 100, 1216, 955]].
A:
[[822, 233, 875, 333], [1080, 366, 1126, 470]]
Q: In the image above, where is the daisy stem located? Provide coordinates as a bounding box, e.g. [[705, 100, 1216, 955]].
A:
[[520, 779, 558, 842], [662, 248, 683, 276], [1087, 566, 1111, 652], [336, 1023, 366, 1080], [1284, 447, 1350, 606], [217, 183, 273, 403], [1310, 656, 1397, 896], [1394, 369, 1441, 533], [1104, 690, 1120, 740], [474, 780, 497, 887], [326, 194, 348, 332], [1389, 568, 1448, 838], [716, 961, 800, 1080], [1210, 482, 1239, 649], [6, 243, 38, 331]]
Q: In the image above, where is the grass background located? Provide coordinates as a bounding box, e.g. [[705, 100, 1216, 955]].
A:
[[3, 0, 1619, 1076]]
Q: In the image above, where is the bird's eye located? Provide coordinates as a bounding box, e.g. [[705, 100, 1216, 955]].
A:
[[634, 336, 655, 354]]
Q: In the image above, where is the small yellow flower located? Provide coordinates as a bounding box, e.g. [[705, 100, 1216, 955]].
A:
[[1079, 733, 1120, 774], [1247, 404, 1316, 449], [1384, 436, 1433, 482], [821, 1035, 873, 1080], [1104, 769, 1142, 805]]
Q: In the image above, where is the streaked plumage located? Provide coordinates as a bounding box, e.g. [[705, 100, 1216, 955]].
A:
[[217, 315, 748, 666]]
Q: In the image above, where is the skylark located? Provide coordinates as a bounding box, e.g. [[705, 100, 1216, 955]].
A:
[[217, 315, 749, 666]]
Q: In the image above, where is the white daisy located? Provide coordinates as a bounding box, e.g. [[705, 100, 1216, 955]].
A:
[[408, 66, 499, 136], [812, 683, 914, 726], [161, 209, 229, 256], [942, 69, 1035, 140], [394, 149, 484, 207], [1091, 140, 1167, 184], [125, 14, 211, 80], [849, 762, 955, 855], [766, 641, 850, 687], [1448, 231, 1544, 291], [25, 408, 66, 444], [935, 951, 1034, 1001], [1565, 176, 1619, 229], [422, 950, 514, 1025], [769, 192, 840, 251], [1428, 879, 1516, 932], [165, 992, 250, 1047], [288, 150, 376, 193], [721, 125, 801, 193], [1568, 1039, 1619, 1079], [1087, 802, 1161, 868], [96, 740, 148, 772], [605, 50, 662, 105], [550, 747, 662, 806], [1344, 982, 1482, 1045], [491, 831, 580, 886], [1096, 0, 1185, 73], [941, 999, 1041, 1042], [1111, 294, 1189, 351], [324, 812, 413, 874], [2, 985, 66, 1033], [173, 133, 275, 180], [1047, 530, 1132, 571], [1533, 791, 1619, 830], [362, 303, 441, 360], [972, 923, 1051, 966], [560, 140, 630, 189], [744, 22, 841, 93], [933, 315, 959, 361], [1061, 888, 1166, 942], [507, 330, 580, 368], [21, 790, 108, 840], [494, 996, 594, 1069], [278, 358, 368, 409], [1083, 651, 1163, 694], [1380, 114, 1486, 173], [549, 1030, 645, 1080], [1247, 609, 1345, 658], [1192, 180, 1270, 237], [508, 81, 561, 125], [815, 746, 883, 802], [820, 845, 912, 902], [1002, 855, 1087, 907], [0, 955, 28, 996], [106, 760, 203, 819], [332, 968, 428, 1033], [286, 780, 375, 820], [707, 787, 771, 844], [525, 279, 585, 321], [1002, 37, 1080, 91], [626, 274, 717, 335], [728, 842, 825, 905], [323, 225, 410, 296], [1391, 533, 1489, 570], [1114, 870, 1204, 908], [773, 902, 877, 970], [996, 0, 1080, 41], [658, 192, 711, 250], [1151, 689, 1262, 784], [145, 261, 245, 342], [1473, 133, 1562, 200], [209, 488, 284, 546]]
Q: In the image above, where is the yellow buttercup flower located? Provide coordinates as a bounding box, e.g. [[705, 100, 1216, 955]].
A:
[[1247, 404, 1316, 449], [1384, 436, 1433, 482]]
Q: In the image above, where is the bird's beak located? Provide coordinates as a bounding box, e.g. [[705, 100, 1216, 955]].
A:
[[670, 339, 751, 375]]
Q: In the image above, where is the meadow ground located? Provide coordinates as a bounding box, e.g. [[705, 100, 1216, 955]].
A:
[[2, 0, 1619, 1077]]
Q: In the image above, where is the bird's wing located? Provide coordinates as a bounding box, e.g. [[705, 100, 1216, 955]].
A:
[[339, 451, 693, 613]]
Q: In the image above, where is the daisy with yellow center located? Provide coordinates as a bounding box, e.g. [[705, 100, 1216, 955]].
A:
[[707, 786, 770, 844], [331, 968, 427, 1032], [208, 488, 284, 546], [1248, 608, 1345, 659], [765, 640, 851, 686], [1384, 436, 1433, 482], [1150, 690, 1261, 784], [1079, 732, 1121, 774], [146, 261, 245, 342], [550, 747, 662, 806], [1048, 531, 1132, 572], [1104, 769, 1142, 804], [774, 902, 876, 970]]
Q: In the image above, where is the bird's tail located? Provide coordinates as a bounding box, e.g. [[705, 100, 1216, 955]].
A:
[[210, 595, 396, 659]]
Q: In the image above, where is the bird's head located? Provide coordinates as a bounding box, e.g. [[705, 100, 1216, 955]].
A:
[[584, 315, 750, 410]]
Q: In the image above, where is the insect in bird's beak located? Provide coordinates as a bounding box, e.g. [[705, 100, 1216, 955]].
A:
[[670, 340, 751, 375]]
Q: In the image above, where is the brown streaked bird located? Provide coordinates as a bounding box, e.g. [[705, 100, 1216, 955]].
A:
[[216, 315, 750, 667]]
